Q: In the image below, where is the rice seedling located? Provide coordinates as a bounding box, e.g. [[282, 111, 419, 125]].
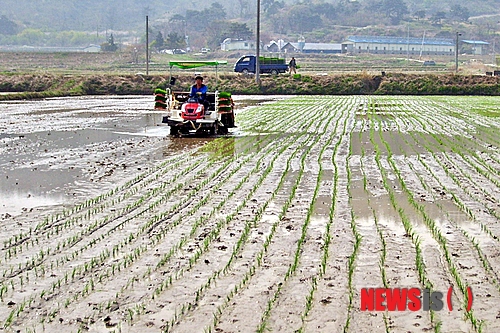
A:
[[3, 95, 499, 332], [370, 98, 489, 331], [155, 99, 336, 333], [72, 104, 326, 328]]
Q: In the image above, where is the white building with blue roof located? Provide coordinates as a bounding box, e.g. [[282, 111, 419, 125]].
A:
[[461, 40, 489, 55], [266, 41, 342, 54], [342, 35, 455, 56]]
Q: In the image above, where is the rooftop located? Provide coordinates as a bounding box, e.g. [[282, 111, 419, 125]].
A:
[[346, 35, 455, 46], [461, 40, 490, 45], [290, 42, 342, 50]]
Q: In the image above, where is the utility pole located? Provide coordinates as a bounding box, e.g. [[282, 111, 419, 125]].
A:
[[256, 0, 261, 86], [406, 23, 410, 68], [493, 38, 496, 66], [455, 31, 461, 73], [146, 16, 149, 75]]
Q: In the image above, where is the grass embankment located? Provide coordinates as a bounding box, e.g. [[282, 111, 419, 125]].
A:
[[0, 72, 499, 99]]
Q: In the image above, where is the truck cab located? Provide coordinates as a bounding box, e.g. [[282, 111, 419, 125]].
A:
[[234, 55, 288, 75], [233, 55, 255, 74]]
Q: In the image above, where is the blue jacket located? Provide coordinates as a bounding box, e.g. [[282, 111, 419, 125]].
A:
[[189, 84, 208, 102]]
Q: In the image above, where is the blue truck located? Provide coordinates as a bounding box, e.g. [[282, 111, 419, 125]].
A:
[[234, 55, 289, 75]]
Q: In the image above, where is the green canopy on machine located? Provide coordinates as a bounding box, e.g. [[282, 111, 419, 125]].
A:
[[167, 60, 228, 88]]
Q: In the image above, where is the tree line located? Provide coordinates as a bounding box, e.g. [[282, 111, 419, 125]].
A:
[[0, 0, 498, 51]]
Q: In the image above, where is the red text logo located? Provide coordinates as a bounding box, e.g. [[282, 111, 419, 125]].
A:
[[360, 287, 473, 312]]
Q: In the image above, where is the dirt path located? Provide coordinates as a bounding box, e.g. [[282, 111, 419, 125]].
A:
[[1, 95, 500, 332]]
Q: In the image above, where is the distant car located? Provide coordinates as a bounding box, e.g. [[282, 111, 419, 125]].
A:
[[172, 49, 186, 54], [423, 60, 436, 66], [201, 48, 210, 54]]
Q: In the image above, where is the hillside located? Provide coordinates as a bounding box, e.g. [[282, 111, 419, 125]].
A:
[[1, 0, 499, 52], [1, 0, 499, 32]]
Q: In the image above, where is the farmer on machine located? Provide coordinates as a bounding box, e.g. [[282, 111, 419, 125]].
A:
[[189, 75, 209, 111]]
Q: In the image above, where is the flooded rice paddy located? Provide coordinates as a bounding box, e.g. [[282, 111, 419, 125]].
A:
[[0, 96, 280, 216], [0, 95, 499, 332]]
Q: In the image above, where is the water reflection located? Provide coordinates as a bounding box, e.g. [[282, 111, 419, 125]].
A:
[[0, 95, 273, 216], [0, 191, 63, 217]]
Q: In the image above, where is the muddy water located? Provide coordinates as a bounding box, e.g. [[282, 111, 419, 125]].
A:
[[0, 95, 279, 216]]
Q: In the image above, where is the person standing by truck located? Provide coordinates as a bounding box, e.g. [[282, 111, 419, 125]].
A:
[[289, 57, 297, 74]]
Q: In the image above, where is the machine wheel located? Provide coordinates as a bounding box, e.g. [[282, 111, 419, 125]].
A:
[[270, 69, 278, 75], [217, 125, 228, 135], [221, 113, 235, 128], [210, 123, 218, 135], [242, 69, 249, 74], [170, 126, 179, 135]]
